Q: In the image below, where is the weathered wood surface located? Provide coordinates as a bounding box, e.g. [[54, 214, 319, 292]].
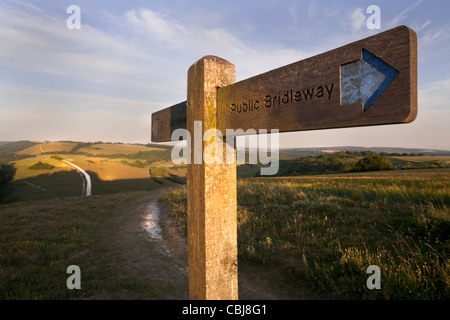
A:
[[151, 101, 186, 142], [186, 56, 238, 300], [217, 25, 417, 135], [151, 26, 417, 142]]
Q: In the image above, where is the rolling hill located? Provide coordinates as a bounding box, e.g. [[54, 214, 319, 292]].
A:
[[1, 140, 449, 203], [0, 141, 178, 203], [0, 140, 448, 300]]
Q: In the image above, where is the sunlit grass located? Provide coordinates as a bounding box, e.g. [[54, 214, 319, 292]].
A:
[[160, 168, 450, 299]]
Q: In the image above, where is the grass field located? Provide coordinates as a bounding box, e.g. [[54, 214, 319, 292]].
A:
[[1, 141, 449, 299], [0, 192, 149, 299], [13, 155, 73, 180], [389, 156, 450, 170], [160, 168, 450, 299]]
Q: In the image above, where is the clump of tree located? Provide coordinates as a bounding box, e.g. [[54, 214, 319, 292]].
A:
[[275, 151, 393, 176], [29, 161, 54, 170], [121, 160, 145, 168], [276, 151, 356, 176], [350, 152, 393, 172], [70, 142, 93, 153], [149, 166, 170, 177]]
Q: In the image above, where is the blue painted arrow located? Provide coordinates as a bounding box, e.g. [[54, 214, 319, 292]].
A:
[[341, 49, 398, 111]]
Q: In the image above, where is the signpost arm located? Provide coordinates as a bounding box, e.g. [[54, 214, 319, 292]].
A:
[[187, 56, 238, 300]]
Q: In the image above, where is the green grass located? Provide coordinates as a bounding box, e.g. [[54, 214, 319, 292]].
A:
[[0, 192, 147, 299], [389, 156, 450, 170], [160, 168, 450, 300]]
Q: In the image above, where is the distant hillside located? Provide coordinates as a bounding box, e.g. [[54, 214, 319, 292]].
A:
[[15, 141, 170, 156], [280, 146, 450, 157], [273, 150, 450, 177], [0, 140, 177, 203], [0, 141, 39, 161]]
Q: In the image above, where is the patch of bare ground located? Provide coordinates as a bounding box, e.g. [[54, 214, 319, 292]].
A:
[[89, 186, 306, 300], [88, 188, 188, 299]]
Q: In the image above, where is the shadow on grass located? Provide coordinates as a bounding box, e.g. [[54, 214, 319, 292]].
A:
[[1, 170, 166, 203]]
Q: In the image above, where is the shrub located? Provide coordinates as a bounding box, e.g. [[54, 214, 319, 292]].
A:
[[29, 161, 54, 170], [352, 153, 392, 172], [121, 160, 145, 168]]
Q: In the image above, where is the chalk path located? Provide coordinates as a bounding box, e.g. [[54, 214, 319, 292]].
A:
[[62, 159, 92, 196]]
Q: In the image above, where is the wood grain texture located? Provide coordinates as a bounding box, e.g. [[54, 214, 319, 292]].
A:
[[151, 101, 186, 142], [186, 56, 238, 300], [217, 25, 417, 135]]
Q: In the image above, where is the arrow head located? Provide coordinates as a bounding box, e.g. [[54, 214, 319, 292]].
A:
[[341, 49, 398, 111]]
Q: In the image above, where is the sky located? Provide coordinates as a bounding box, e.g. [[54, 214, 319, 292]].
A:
[[0, 0, 449, 150]]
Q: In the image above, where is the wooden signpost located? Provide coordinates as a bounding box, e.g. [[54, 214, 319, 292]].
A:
[[151, 26, 417, 300]]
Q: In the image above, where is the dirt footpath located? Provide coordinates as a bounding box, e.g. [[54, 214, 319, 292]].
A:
[[92, 187, 295, 300]]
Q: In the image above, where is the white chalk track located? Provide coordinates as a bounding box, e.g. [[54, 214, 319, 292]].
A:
[[62, 159, 92, 197]]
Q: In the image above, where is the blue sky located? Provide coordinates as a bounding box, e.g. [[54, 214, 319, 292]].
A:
[[0, 0, 449, 149]]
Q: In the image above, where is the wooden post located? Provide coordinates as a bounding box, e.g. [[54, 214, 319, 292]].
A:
[[186, 56, 238, 300]]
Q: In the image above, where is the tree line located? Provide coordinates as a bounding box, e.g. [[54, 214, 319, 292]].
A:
[[273, 151, 393, 176]]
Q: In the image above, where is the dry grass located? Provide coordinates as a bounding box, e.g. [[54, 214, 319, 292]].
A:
[[76, 143, 163, 155], [69, 159, 150, 181], [13, 156, 73, 180], [392, 156, 450, 163], [161, 168, 450, 300], [15, 142, 77, 155]]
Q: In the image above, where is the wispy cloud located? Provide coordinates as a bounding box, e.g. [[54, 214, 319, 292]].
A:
[[0, 4, 165, 93], [419, 26, 450, 47], [307, 2, 318, 20], [127, 9, 249, 57], [351, 8, 366, 31], [414, 19, 431, 32], [288, 6, 298, 25], [388, 0, 422, 27], [123, 8, 309, 79], [419, 78, 450, 110], [0, 2, 309, 143]]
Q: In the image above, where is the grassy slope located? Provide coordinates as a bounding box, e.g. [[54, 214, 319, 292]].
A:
[[76, 143, 163, 155], [1, 141, 177, 202], [161, 168, 450, 300], [15, 142, 77, 155], [0, 192, 148, 299]]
